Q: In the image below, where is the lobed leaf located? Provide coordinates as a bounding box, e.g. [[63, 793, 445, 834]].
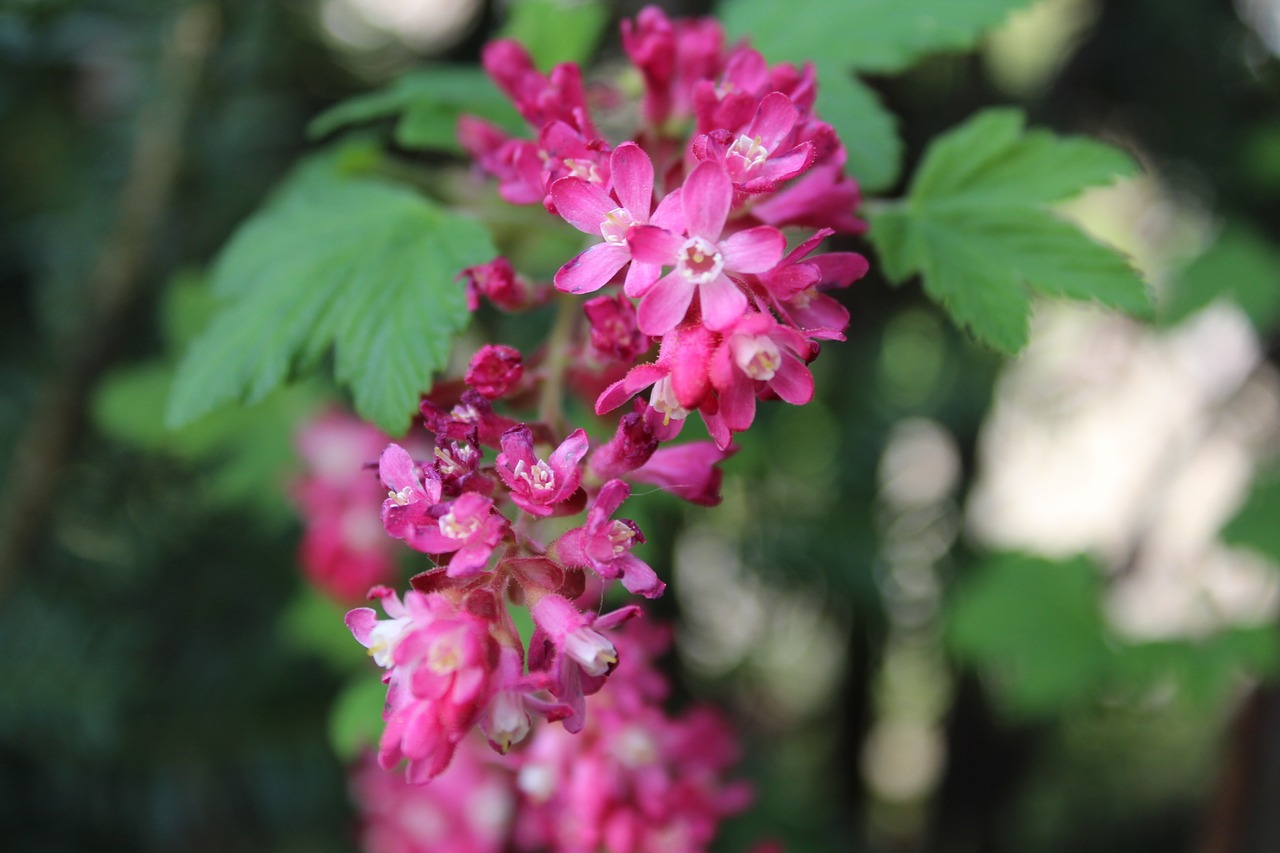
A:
[[1161, 223, 1280, 334], [307, 66, 524, 152], [722, 0, 1039, 190], [166, 161, 494, 435], [723, 0, 1041, 75], [867, 109, 1150, 352], [498, 0, 609, 70]]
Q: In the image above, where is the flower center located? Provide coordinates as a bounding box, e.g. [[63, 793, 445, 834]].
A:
[[439, 507, 482, 540], [677, 236, 725, 286], [649, 377, 689, 425], [607, 520, 635, 556], [600, 207, 634, 245], [727, 133, 769, 179], [427, 635, 463, 675], [731, 334, 782, 381], [514, 458, 556, 492], [563, 158, 602, 184]]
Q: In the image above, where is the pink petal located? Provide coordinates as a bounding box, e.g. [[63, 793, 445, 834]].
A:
[[378, 443, 417, 492], [747, 91, 799, 152], [718, 375, 757, 432], [649, 187, 684, 230], [720, 226, 786, 274], [769, 355, 814, 405], [550, 177, 615, 234], [554, 243, 629, 295], [610, 142, 654, 220], [697, 274, 748, 331], [681, 160, 732, 241], [627, 225, 682, 266], [623, 259, 662, 297], [637, 274, 695, 336]]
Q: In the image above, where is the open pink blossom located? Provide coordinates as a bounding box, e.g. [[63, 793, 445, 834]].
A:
[[692, 91, 815, 194], [346, 588, 500, 784], [626, 160, 785, 335], [528, 594, 641, 733], [495, 425, 589, 518], [551, 142, 680, 295], [379, 443, 443, 541], [403, 492, 509, 577], [555, 479, 663, 598], [708, 312, 815, 438]]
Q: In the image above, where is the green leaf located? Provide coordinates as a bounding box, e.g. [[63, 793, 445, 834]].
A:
[[948, 553, 1112, 716], [867, 109, 1149, 352], [329, 675, 388, 761], [813, 65, 901, 193], [498, 0, 609, 70], [721, 0, 1039, 189], [308, 66, 524, 153], [1161, 223, 1280, 334], [166, 159, 494, 435], [1223, 465, 1280, 563], [723, 0, 1041, 75]]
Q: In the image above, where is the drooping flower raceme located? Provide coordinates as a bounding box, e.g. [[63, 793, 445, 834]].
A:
[[328, 5, 868, 850]]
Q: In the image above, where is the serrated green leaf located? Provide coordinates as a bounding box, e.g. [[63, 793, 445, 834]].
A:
[[1162, 224, 1280, 334], [948, 553, 1111, 716], [723, 0, 1041, 75], [722, 0, 1036, 193], [868, 109, 1149, 352], [166, 161, 494, 435], [308, 66, 524, 153], [498, 0, 609, 70], [813, 65, 901, 193]]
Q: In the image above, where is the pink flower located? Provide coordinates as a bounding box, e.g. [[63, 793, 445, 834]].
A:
[[405, 492, 509, 577], [692, 91, 815, 194], [457, 257, 536, 312], [346, 588, 500, 784], [528, 594, 641, 733], [351, 739, 514, 853], [550, 143, 679, 295], [626, 161, 785, 335], [495, 425, 589, 518], [621, 6, 725, 126], [482, 39, 596, 138], [595, 322, 717, 425], [583, 293, 650, 363], [293, 411, 403, 601], [708, 312, 815, 436], [379, 443, 443, 541], [466, 344, 524, 400], [630, 440, 733, 505], [555, 479, 664, 598]]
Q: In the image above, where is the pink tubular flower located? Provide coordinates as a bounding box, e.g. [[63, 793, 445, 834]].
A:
[[466, 344, 524, 400], [528, 594, 642, 733], [346, 588, 500, 784], [406, 492, 509, 577], [550, 142, 679, 295], [379, 443, 443, 540], [495, 425, 589, 518], [708, 312, 815, 436], [292, 411, 402, 601], [584, 293, 650, 363], [351, 739, 514, 853], [692, 91, 815, 194], [555, 479, 663, 598], [630, 440, 733, 505], [621, 6, 724, 127], [482, 39, 596, 137], [627, 161, 785, 335], [513, 619, 752, 853], [457, 256, 536, 312]]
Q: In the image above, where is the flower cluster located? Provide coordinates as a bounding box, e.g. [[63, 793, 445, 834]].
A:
[[350, 621, 752, 853], [338, 6, 867, 849], [293, 411, 417, 602]]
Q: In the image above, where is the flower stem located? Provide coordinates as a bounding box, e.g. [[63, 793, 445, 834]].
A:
[[537, 294, 578, 433]]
